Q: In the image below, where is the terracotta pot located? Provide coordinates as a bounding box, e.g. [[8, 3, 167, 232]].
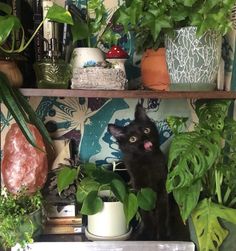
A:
[[0, 60, 23, 87], [141, 48, 170, 91]]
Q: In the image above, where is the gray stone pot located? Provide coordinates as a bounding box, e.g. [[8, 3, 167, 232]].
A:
[[165, 26, 222, 90]]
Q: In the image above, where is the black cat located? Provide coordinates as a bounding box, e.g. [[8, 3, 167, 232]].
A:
[[108, 103, 190, 241], [108, 103, 170, 240]]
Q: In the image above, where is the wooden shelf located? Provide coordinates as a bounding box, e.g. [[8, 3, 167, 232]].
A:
[[20, 88, 236, 99]]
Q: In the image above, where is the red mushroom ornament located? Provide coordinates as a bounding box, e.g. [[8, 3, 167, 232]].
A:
[[106, 45, 129, 76]]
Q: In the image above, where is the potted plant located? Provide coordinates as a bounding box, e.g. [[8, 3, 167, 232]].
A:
[[163, 0, 235, 90], [69, 0, 125, 90], [57, 162, 157, 239], [114, 0, 235, 90], [0, 2, 75, 147], [114, 0, 172, 91], [0, 188, 44, 249], [166, 99, 236, 251], [69, 0, 116, 48]]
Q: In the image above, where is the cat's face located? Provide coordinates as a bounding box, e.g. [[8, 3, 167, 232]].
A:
[[108, 104, 160, 154]]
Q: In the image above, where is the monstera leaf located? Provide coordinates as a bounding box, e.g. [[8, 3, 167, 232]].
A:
[[191, 199, 236, 251], [173, 179, 202, 222], [167, 130, 221, 192], [195, 100, 231, 131]]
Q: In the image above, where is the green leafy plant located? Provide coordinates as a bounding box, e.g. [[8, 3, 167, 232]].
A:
[[0, 3, 73, 54], [0, 188, 43, 249], [57, 162, 157, 226], [69, 0, 120, 48], [166, 99, 236, 251], [114, 0, 235, 53], [0, 72, 52, 148], [0, 3, 74, 147]]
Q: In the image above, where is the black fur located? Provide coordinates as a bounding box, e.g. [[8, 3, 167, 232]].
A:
[[108, 103, 189, 241], [108, 104, 169, 240]]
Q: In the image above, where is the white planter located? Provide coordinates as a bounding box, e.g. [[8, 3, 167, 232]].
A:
[[87, 200, 128, 237], [71, 47, 104, 69]]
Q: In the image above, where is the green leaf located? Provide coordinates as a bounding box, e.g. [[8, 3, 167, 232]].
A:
[[110, 179, 127, 203], [76, 177, 100, 203], [123, 193, 138, 226], [81, 162, 97, 176], [0, 16, 21, 45], [71, 20, 89, 44], [183, 0, 197, 7], [80, 191, 103, 215], [167, 130, 221, 191], [92, 168, 121, 184], [57, 167, 77, 194], [195, 100, 231, 131], [137, 188, 157, 211], [0, 3, 12, 14], [116, 7, 131, 32], [0, 72, 37, 148], [191, 199, 236, 251], [173, 180, 201, 222], [166, 116, 188, 135], [46, 4, 73, 25], [13, 89, 53, 147]]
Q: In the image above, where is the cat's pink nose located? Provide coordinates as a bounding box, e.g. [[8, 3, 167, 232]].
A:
[[144, 141, 153, 151]]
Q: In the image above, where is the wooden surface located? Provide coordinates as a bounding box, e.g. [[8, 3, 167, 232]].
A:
[[20, 88, 236, 99]]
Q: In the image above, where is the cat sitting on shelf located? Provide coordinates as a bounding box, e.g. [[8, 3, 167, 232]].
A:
[[108, 103, 189, 241]]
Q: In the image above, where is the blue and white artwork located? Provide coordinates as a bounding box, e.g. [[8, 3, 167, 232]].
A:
[[1, 97, 191, 168]]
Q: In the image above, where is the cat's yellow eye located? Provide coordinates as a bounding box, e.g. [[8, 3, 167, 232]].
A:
[[129, 136, 137, 143], [144, 128, 151, 134]]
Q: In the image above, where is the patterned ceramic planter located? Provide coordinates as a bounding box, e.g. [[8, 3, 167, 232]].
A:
[[165, 26, 222, 90], [71, 47, 104, 69]]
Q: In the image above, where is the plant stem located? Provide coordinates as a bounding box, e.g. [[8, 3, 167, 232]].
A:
[[223, 187, 231, 205], [86, 0, 90, 47], [215, 170, 223, 204], [19, 20, 45, 52], [229, 197, 236, 208]]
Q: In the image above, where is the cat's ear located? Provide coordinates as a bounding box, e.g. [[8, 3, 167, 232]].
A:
[[135, 103, 149, 122], [108, 124, 125, 140]]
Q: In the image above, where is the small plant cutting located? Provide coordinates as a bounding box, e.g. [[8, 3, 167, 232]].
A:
[[166, 99, 236, 251], [0, 188, 43, 249], [57, 162, 157, 227]]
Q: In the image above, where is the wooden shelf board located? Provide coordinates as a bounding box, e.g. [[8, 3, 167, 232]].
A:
[[20, 88, 236, 99]]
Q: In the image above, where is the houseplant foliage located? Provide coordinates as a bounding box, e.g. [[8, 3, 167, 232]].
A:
[[166, 99, 236, 251], [0, 72, 52, 148], [0, 3, 73, 53], [115, 0, 235, 53], [0, 188, 43, 249], [0, 2, 74, 147], [70, 0, 120, 48], [57, 162, 157, 226]]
